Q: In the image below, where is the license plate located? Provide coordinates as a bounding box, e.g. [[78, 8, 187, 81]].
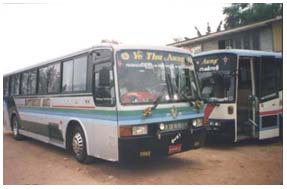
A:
[[168, 144, 182, 154]]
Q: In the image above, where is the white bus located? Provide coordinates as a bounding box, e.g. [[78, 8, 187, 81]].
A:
[[3, 44, 206, 163], [193, 49, 282, 142]]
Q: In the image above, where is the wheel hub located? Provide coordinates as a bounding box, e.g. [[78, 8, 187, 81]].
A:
[[72, 132, 84, 156], [13, 120, 18, 136]]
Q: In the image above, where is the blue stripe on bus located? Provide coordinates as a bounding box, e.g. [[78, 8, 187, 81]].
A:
[[18, 107, 203, 125]]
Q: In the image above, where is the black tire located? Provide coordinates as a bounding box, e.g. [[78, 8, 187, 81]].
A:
[[71, 126, 93, 163], [11, 115, 23, 140]]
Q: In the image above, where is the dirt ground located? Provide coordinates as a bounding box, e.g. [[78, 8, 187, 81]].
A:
[[3, 130, 283, 185]]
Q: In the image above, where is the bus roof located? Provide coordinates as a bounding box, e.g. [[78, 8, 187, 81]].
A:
[[194, 49, 282, 59], [4, 44, 190, 77]]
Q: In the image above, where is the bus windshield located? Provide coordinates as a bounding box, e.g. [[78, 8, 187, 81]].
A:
[[194, 53, 237, 102], [198, 71, 235, 102], [116, 50, 199, 105]]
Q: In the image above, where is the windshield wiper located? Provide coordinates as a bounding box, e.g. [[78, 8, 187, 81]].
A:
[[142, 60, 173, 119], [142, 94, 163, 119]]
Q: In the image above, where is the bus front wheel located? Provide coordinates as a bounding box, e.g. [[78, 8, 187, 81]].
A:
[[11, 115, 23, 140], [71, 126, 92, 163]]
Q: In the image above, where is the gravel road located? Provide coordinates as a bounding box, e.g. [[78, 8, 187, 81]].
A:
[[3, 131, 282, 185]]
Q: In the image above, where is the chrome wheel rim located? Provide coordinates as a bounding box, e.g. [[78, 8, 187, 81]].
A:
[[72, 132, 84, 157], [13, 119, 18, 136]]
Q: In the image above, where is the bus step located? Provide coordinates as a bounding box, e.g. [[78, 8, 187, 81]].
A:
[[237, 134, 252, 141]]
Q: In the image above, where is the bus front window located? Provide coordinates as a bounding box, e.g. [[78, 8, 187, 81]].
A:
[[198, 71, 235, 102], [116, 50, 199, 105]]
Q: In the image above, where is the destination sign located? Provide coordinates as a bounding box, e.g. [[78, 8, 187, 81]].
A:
[[193, 53, 237, 72], [118, 50, 193, 65]]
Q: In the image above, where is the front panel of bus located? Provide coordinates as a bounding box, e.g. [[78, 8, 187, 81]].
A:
[[114, 49, 206, 161], [194, 53, 237, 141]]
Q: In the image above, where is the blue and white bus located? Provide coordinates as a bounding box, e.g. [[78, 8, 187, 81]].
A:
[[3, 44, 206, 163], [193, 49, 282, 142]]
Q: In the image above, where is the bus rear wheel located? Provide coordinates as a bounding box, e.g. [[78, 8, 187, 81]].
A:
[[71, 126, 92, 163], [12, 115, 23, 140]]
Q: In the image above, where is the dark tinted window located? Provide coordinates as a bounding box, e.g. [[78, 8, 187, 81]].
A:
[[21, 70, 37, 95], [276, 58, 283, 91], [94, 62, 115, 106], [21, 72, 29, 94], [73, 56, 87, 91], [3, 77, 9, 97], [62, 56, 87, 92], [62, 60, 73, 92], [38, 63, 61, 94], [11, 74, 20, 95], [39, 67, 48, 94], [260, 57, 277, 100], [47, 63, 61, 93], [29, 70, 37, 94]]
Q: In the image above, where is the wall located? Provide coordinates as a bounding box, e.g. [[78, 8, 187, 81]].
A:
[[272, 21, 283, 52], [259, 26, 273, 51]]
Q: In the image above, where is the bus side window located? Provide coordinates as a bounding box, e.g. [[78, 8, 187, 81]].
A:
[[93, 62, 115, 106], [276, 58, 283, 91], [10, 74, 20, 96], [259, 57, 278, 101], [3, 77, 9, 97]]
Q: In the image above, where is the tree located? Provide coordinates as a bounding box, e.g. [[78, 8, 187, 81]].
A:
[[194, 26, 202, 37], [206, 22, 211, 34], [223, 3, 282, 30]]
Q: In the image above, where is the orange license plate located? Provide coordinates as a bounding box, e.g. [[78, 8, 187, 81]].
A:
[[168, 144, 182, 154]]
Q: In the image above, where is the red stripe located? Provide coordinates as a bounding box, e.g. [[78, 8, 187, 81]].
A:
[[52, 105, 95, 109], [204, 104, 216, 124], [260, 109, 283, 116]]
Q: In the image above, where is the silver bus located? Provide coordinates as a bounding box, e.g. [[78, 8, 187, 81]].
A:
[[3, 44, 206, 163]]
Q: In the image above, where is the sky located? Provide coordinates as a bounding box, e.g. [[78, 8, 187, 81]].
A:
[[0, 0, 229, 74]]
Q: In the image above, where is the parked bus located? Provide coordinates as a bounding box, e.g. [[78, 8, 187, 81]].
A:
[[3, 44, 206, 163], [193, 49, 282, 142]]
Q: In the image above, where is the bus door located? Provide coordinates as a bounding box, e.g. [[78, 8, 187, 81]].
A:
[[90, 50, 118, 160], [237, 57, 257, 140], [255, 56, 280, 140]]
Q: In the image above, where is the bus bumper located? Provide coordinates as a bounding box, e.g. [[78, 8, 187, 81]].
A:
[[206, 119, 235, 141], [118, 127, 205, 162]]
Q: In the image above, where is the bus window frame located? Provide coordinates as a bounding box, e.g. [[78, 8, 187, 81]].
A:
[[10, 73, 21, 96], [195, 53, 238, 104], [20, 68, 38, 96], [258, 56, 279, 103], [37, 61, 62, 95], [115, 49, 201, 106], [91, 50, 116, 107], [61, 53, 89, 95]]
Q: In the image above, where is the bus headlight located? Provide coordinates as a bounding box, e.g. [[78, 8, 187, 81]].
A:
[[132, 125, 148, 136], [192, 118, 203, 127], [209, 120, 221, 127], [159, 123, 165, 130], [120, 125, 148, 137]]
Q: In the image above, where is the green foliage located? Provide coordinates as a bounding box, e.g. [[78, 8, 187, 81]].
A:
[[223, 3, 282, 30]]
